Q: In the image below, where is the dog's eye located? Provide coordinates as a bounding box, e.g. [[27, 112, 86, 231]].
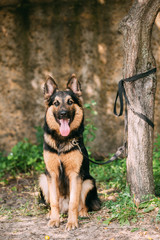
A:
[[53, 101, 60, 107], [67, 99, 74, 105]]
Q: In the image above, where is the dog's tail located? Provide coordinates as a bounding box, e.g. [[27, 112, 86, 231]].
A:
[[85, 178, 101, 211], [87, 191, 101, 211]]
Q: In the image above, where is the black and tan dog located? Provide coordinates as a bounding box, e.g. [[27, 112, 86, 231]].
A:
[[39, 74, 100, 230]]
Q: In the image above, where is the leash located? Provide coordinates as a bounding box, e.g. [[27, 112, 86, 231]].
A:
[[72, 67, 156, 165], [71, 139, 125, 165], [114, 68, 156, 128]]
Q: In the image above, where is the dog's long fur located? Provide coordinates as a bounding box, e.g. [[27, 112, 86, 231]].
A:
[[39, 74, 100, 230]]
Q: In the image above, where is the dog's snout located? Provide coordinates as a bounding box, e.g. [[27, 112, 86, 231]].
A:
[[59, 110, 68, 118]]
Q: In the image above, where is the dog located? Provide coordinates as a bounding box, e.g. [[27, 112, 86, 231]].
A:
[[39, 74, 101, 231]]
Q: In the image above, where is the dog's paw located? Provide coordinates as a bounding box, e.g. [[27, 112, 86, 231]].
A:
[[46, 211, 51, 219], [47, 219, 60, 228], [79, 208, 89, 218], [65, 221, 78, 231]]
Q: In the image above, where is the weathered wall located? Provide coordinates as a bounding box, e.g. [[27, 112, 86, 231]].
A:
[[0, 0, 159, 155]]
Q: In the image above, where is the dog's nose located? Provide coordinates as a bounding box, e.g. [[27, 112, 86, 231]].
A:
[[59, 110, 68, 118]]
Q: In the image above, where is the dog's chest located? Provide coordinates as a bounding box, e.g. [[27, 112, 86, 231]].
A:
[[59, 150, 83, 177], [58, 146, 83, 197]]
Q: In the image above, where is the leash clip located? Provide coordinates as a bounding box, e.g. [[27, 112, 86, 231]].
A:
[[71, 139, 82, 154], [72, 139, 78, 146]]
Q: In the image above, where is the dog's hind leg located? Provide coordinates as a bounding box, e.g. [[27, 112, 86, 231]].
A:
[[39, 174, 49, 204], [85, 178, 101, 212], [79, 179, 94, 217]]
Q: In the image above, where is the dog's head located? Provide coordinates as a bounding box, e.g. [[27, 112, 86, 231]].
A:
[[44, 74, 83, 137]]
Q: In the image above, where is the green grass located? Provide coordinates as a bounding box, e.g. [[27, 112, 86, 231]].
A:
[[0, 200, 48, 219]]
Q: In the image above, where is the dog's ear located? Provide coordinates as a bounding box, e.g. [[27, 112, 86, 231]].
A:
[[44, 76, 58, 97], [67, 74, 82, 97], [44, 76, 58, 106]]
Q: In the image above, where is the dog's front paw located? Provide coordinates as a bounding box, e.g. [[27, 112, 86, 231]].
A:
[[47, 218, 60, 228], [65, 221, 78, 231], [79, 208, 89, 218]]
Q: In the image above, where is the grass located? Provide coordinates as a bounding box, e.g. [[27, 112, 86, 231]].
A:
[[0, 199, 48, 219]]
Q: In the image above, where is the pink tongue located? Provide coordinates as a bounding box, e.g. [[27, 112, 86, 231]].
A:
[[59, 119, 70, 137]]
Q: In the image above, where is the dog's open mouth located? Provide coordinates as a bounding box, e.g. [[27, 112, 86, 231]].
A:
[[59, 119, 70, 137]]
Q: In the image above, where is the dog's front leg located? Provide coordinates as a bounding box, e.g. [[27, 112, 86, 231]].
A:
[[47, 173, 60, 227], [66, 173, 82, 231]]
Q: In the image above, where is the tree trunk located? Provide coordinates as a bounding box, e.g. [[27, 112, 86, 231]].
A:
[[120, 0, 160, 203]]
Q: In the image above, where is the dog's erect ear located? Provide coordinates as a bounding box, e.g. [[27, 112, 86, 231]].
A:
[[44, 76, 58, 97], [67, 74, 82, 97], [44, 76, 58, 107]]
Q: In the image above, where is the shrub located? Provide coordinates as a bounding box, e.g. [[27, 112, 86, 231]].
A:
[[0, 129, 44, 178]]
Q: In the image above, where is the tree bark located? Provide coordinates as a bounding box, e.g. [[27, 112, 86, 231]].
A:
[[120, 0, 160, 203]]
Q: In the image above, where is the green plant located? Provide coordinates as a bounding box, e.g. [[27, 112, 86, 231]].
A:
[[104, 186, 138, 225], [153, 134, 160, 196], [156, 209, 160, 223], [131, 228, 139, 232], [7, 138, 43, 175], [138, 197, 160, 210], [0, 153, 7, 178], [0, 127, 44, 179], [90, 158, 126, 190]]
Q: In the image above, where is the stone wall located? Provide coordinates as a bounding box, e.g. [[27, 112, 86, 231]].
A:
[[0, 0, 160, 155]]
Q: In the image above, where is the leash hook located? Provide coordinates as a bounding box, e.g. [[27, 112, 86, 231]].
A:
[[71, 139, 82, 154]]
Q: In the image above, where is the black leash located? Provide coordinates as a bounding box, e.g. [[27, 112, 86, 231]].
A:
[[85, 145, 126, 165], [76, 67, 156, 165], [71, 139, 125, 165], [114, 68, 156, 128]]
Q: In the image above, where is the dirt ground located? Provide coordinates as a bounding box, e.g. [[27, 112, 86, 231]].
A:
[[0, 175, 160, 240]]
